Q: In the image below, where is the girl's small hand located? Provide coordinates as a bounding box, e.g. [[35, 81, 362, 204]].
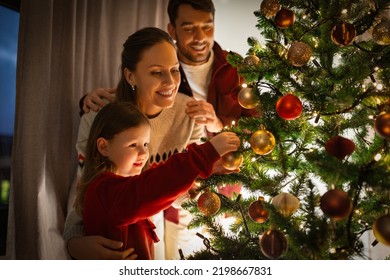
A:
[[209, 132, 240, 157]]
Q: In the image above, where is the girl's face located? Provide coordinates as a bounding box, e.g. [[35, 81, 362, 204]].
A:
[[126, 41, 181, 117], [98, 124, 151, 177]]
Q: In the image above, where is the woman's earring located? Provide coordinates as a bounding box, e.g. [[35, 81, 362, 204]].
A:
[[131, 84, 135, 91]]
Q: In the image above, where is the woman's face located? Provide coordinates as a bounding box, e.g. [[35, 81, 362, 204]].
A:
[[126, 41, 181, 117]]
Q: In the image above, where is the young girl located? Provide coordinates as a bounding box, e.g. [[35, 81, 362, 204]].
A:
[[74, 101, 240, 260]]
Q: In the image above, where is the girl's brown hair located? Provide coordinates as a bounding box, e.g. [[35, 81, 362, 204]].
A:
[[74, 102, 150, 216]]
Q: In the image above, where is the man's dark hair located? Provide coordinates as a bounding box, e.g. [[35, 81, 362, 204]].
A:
[[167, 0, 215, 26]]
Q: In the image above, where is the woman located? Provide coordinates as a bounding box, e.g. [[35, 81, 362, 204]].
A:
[[64, 27, 204, 260]]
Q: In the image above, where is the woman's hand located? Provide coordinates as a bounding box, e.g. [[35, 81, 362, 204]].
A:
[[67, 235, 137, 260]]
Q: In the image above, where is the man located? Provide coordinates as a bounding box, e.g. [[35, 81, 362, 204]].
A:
[[67, 0, 257, 260]]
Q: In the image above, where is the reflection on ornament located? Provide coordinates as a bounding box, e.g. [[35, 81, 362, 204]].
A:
[[372, 20, 390, 46], [373, 214, 390, 246], [274, 7, 295, 28], [197, 191, 221, 216], [320, 189, 352, 221], [331, 22, 356, 46], [242, 55, 260, 67], [238, 86, 259, 109], [275, 93, 303, 120], [250, 129, 276, 155], [221, 152, 243, 171], [260, 0, 280, 18], [325, 135, 355, 160], [271, 192, 300, 217], [248, 197, 269, 223], [259, 228, 288, 259], [287, 42, 312, 67], [374, 112, 390, 138]]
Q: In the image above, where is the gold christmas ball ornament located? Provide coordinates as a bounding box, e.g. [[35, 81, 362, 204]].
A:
[[249, 128, 276, 155], [287, 42, 312, 67], [221, 152, 243, 171], [197, 191, 221, 216], [248, 197, 269, 223], [238, 86, 260, 109], [274, 7, 295, 28], [331, 22, 356, 46], [372, 214, 390, 246], [374, 112, 390, 139], [271, 192, 300, 217], [260, 0, 280, 18], [259, 228, 288, 259], [372, 20, 390, 46], [320, 189, 352, 221], [242, 55, 261, 67]]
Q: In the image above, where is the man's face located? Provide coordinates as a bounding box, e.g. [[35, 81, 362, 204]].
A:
[[168, 4, 214, 66]]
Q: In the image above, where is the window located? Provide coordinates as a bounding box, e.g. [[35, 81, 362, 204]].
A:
[[0, 1, 19, 256]]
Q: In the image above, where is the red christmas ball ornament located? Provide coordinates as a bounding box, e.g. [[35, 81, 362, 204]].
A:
[[248, 197, 269, 223], [259, 228, 288, 259], [325, 135, 355, 160], [320, 189, 352, 221], [372, 214, 390, 246], [275, 93, 303, 120], [197, 191, 221, 216], [274, 7, 295, 28], [374, 112, 390, 138]]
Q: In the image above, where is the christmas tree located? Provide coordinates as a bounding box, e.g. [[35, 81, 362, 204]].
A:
[[182, 0, 390, 260]]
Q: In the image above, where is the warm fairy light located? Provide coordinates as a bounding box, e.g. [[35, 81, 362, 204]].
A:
[[376, 83, 383, 91], [251, 157, 256, 162], [374, 66, 379, 71], [341, 9, 348, 14], [242, 83, 248, 88], [329, 248, 336, 254], [376, 98, 381, 104], [374, 153, 382, 161], [302, 14, 307, 19], [231, 120, 236, 126], [361, 84, 366, 89]]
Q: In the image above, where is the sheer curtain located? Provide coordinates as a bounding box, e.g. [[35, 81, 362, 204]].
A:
[[6, 0, 169, 260]]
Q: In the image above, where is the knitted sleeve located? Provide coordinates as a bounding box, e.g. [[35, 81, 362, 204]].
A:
[[87, 141, 220, 226]]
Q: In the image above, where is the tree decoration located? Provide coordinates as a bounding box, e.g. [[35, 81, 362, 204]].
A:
[[274, 7, 295, 28], [325, 135, 355, 160], [197, 191, 221, 216], [249, 128, 276, 155], [248, 196, 269, 223], [372, 20, 390, 46], [242, 54, 260, 67], [287, 42, 312, 67], [221, 151, 243, 171], [259, 228, 288, 259], [330, 22, 356, 46], [260, 0, 280, 18], [275, 93, 303, 120], [271, 192, 300, 217], [238, 86, 260, 109], [374, 112, 390, 138], [320, 189, 352, 221], [372, 214, 390, 246]]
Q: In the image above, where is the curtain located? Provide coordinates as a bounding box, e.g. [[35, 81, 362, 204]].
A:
[[6, 0, 169, 260]]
